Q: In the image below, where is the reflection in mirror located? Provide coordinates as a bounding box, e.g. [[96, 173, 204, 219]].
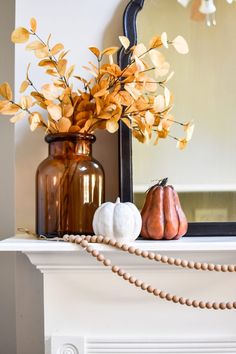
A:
[[133, 0, 236, 222]]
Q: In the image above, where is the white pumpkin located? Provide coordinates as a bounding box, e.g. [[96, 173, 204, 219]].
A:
[[92, 197, 142, 242]]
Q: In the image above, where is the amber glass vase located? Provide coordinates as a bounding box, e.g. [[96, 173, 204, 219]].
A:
[[36, 133, 105, 237]]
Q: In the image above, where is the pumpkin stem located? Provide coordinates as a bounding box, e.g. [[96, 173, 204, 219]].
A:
[[115, 197, 121, 203], [158, 177, 168, 187]]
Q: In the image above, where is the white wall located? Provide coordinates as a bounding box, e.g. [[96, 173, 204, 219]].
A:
[[15, 0, 126, 233]]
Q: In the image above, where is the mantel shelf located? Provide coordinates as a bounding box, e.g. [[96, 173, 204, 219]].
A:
[[1, 234, 236, 252], [1, 235, 236, 273]]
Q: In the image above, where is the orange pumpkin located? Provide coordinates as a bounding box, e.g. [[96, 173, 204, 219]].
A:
[[141, 178, 188, 240]]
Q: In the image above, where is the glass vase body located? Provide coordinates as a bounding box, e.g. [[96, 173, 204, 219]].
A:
[[36, 133, 105, 238]]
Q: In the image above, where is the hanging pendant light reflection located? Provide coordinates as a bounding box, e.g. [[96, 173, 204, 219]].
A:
[[199, 0, 216, 26]]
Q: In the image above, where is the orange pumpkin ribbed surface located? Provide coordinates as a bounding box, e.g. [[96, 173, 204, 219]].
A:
[[141, 178, 188, 240]]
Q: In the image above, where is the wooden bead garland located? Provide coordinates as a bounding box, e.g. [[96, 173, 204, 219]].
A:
[[62, 234, 236, 311]]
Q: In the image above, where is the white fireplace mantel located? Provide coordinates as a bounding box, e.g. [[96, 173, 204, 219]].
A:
[[1, 235, 236, 354]]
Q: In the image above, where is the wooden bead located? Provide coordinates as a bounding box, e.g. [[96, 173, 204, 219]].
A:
[[226, 302, 233, 310], [199, 301, 206, 309], [219, 302, 226, 310], [129, 276, 136, 284], [166, 293, 172, 301], [123, 272, 130, 280], [187, 261, 195, 269], [121, 244, 129, 251], [141, 282, 148, 290], [75, 237, 82, 244], [135, 279, 142, 287], [228, 265, 234, 272], [161, 256, 168, 263], [186, 299, 192, 306], [85, 235, 92, 242], [159, 291, 166, 299], [103, 259, 111, 266], [221, 265, 228, 272], [92, 249, 99, 257], [112, 265, 119, 273], [91, 236, 98, 243], [103, 236, 110, 244], [155, 254, 162, 261], [201, 263, 208, 271], [128, 246, 136, 254], [135, 248, 142, 256], [206, 302, 213, 309], [181, 260, 188, 268], [63, 234, 69, 241], [179, 297, 186, 305], [115, 241, 123, 249], [233, 302, 236, 309], [213, 302, 219, 310], [147, 285, 154, 293], [97, 235, 104, 243], [118, 269, 125, 276], [81, 239, 88, 247], [172, 295, 179, 303], [109, 239, 116, 247], [194, 262, 201, 270], [214, 264, 221, 272], [148, 252, 155, 260], [168, 257, 175, 265], [141, 251, 149, 258], [174, 258, 182, 266], [97, 254, 105, 262], [86, 246, 93, 253], [208, 264, 214, 271], [192, 300, 199, 308], [153, 288, 160, 296], [69, 235, 76, 242]]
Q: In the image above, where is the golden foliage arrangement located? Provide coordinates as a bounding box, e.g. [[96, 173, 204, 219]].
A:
[[0, 18, 193, 149]]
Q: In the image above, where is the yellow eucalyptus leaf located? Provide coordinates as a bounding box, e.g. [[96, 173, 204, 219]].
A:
[[88, 47, 100, 58], [0, 82, 13, 100], [176, 138, 188, 150], [58, 50, 70, 60], [38, 59, 55, 68], [30, 18, 37, 32], [154, 62, 170, 78], [184, 122, 195, 141], [26, 40, 45, 50], [20, 95, 33, 109], [106, 119, 119, 133], [34, 46, 49, 59], [149, 35, 162, 49], [149, 49, 165, 68], [57, 59, 67, 76], [66, 65, 75, 80], [133, 43, 147, 58], [0, 103, 19, 115], [63, 104, 74, 118], [57, 117, 72, 132], [154, 95, 165, 112], [19, 80, 29, 93], [11, 27, 30, 43], [101, 46, 119, 56], [10, 111, 25, 123], [93, 88, 108, 98], [161, 32, 168, 48], [29, 112, 42, 131], [145, 111, 155, 125], [172, 35, 189, 54], [164, 86, 170, 106], [119, 36, 130, 50], [47, 104, 62, 121], [50, 43, 64, 56], [41, 84, 60, 100]]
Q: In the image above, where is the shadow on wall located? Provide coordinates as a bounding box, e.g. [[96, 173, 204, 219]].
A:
[[15, 0, 130, 233]]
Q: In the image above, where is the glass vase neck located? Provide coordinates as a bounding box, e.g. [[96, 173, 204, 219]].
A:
[[45, 133, 96, 158]]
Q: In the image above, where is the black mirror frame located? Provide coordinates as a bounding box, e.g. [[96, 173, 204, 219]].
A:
[[118, 0, 236, 237]]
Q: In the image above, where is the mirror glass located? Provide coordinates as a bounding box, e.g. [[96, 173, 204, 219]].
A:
[[133, 0, 236, 222]]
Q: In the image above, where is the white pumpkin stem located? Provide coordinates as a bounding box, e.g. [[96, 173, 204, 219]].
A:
[[115, 197, 120, 204]]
